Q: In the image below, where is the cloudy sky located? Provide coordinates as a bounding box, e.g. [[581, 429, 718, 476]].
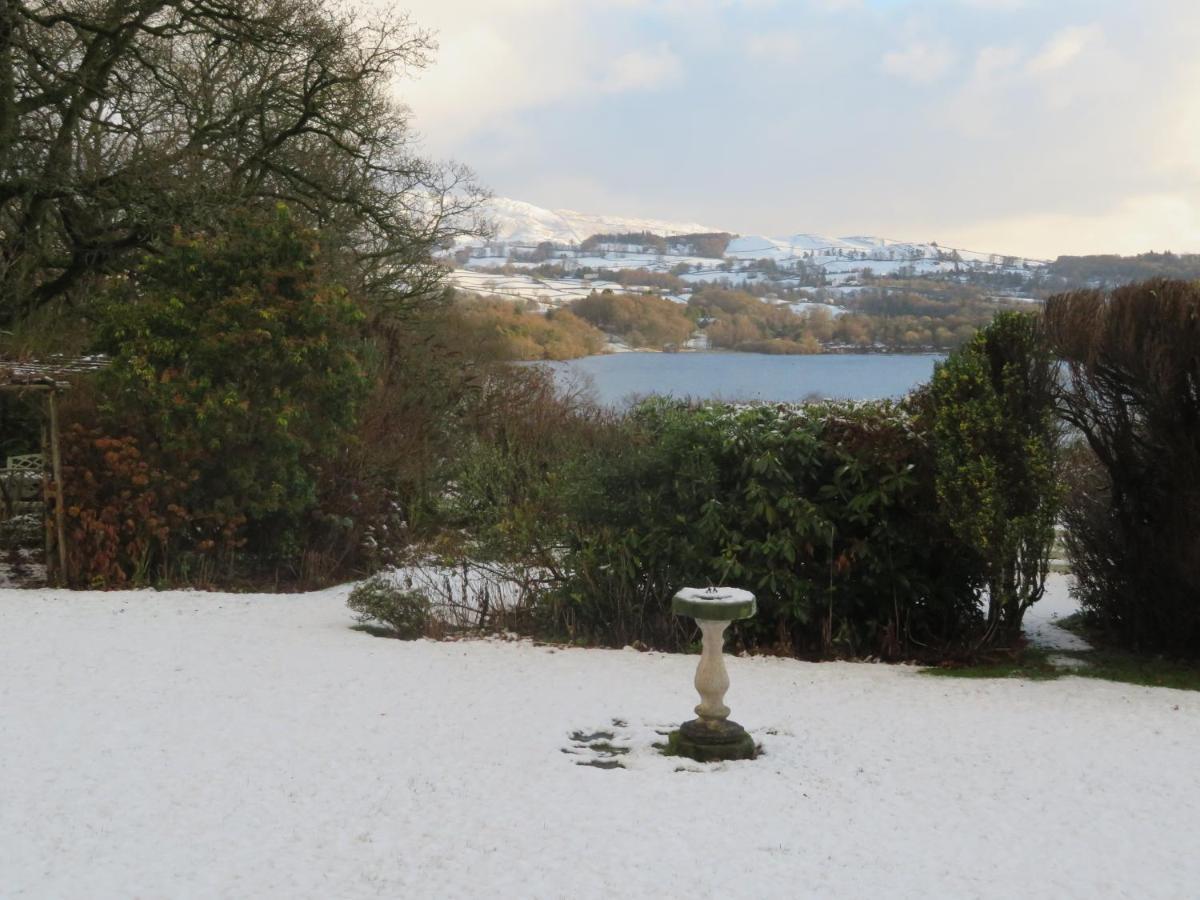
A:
[[389, 0, 1200, 258]]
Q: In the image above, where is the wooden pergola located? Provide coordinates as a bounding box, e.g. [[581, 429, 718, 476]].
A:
[[0, 358, 105, 584]]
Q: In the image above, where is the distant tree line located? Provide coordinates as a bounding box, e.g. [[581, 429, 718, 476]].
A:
[[450, 280, 1029, 358], [673, 233, 734, 258], [449, 296, 605, 361], [1046, 253, 1200, 289], [690, 285, 1010, 353], [690, 288, 823, 354], [569, 291, 694, 349], [594, 269, 686, 292], [578, 231, 734, 259], [580, 232, 669, 254]]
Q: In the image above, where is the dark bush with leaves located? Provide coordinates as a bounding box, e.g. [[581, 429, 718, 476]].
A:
[[543, 400, 984, 659], [87, 208, 369, 573], [912, 311, 1061, 645], [1045, 279, 1200, 656], [58, 425, 240, 587], [347, 575, 431, 638]]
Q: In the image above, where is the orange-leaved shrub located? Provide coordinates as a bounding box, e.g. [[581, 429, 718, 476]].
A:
[[58, 425, 243, 587]]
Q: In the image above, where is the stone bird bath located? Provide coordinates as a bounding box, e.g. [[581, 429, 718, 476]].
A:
[[668, 586, 757, 762]]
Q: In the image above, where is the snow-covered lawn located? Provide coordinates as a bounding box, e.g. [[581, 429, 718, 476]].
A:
[[1024, 573, 1094, 655], [3, 580, 1198, 899]]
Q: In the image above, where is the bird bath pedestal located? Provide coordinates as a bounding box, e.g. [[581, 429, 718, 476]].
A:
[[669, 587, 757, 762]]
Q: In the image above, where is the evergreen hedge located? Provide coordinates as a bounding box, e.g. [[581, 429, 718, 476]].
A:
[[538, 312, 1060, 660]]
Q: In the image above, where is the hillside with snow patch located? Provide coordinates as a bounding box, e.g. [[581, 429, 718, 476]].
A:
[[480, 197, 719, 246], [447, 198, 1046, 313], [469, 198, 1044, 269]]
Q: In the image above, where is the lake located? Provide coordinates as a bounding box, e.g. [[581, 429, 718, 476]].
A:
[[539, 352, 944, 407]]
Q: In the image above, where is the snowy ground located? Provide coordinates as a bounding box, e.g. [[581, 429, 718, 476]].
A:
[[1025, 573, 1093, 654], [447, 268, 637, 305], [3, 579, 1199, 899]]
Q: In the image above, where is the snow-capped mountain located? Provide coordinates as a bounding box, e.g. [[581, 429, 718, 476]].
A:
[[447, 197, 1045, 308], [724, 233, 1025, 267], [478, 197, 721, 245], [471, 197, 1043, 269]]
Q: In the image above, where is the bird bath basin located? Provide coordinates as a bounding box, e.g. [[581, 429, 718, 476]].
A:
[[668, 587, 757, 762]]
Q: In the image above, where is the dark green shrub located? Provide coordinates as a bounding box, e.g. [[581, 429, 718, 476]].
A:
[[546, 399, 985, 660], [94, 207, 369, 565], [913, 311, 1061, 645], [1046, 280, 1200, 656], [347, 575, 431, 638]]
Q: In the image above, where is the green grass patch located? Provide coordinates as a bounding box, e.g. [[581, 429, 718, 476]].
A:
[[1053, 612, 1088, 637], [1065, 649, 1200, 692], [924, 646, 1064, 682], [1047, 612, 1200, 690], [924, 625, 1200, 691]]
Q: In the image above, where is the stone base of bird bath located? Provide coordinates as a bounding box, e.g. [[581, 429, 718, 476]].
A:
[[668, 587, 757, 762]]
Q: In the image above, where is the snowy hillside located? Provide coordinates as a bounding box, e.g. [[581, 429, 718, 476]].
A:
[[447, 198, 1046, 312], [725, 233, 1025, 267], [470, 198, 1045, 270], [481, 197, 719, 246]]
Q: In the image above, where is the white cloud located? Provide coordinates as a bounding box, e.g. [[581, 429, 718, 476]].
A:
[[1154, 60, 1200, 182], [357, 0, 1200, 258], [958, 0, 1028, 9], [380, 1, 684, 151], [972, 45, 1021, 80], [397, 24, 579, 147], [745, 31, 807, 59], [615, 0, 781, 13], [949, 194, 1200, 258], [601, 43, 683, 92], [1026, 25, 1100, 75], [809, 0, 863, 11], [882, 41, 956, 84], [946, 25, 1118, 134]]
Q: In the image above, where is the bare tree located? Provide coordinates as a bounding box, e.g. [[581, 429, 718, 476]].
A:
[[0, 0, 486, 327]]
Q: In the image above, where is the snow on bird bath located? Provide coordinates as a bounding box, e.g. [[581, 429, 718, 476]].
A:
[[672, 586, 756, 620]]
